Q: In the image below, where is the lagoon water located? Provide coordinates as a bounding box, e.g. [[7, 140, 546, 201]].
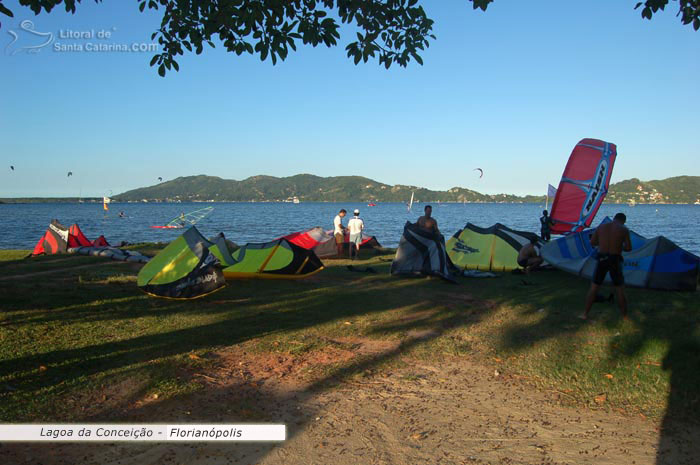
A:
[[0, 202, 698, 255]]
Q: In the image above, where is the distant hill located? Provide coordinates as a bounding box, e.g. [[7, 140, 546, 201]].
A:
[[113, 174, 700, 204], [607, 176, 700, 204], [114, 174, 542, 203]]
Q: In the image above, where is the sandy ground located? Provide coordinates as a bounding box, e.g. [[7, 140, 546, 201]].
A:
[[2, 339, 698, 465]]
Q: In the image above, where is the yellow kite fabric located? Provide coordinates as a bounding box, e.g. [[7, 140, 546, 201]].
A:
[[446, 223, 541, 272]]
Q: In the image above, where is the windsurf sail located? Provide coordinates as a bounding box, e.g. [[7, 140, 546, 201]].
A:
[[408, 191, 414, 212], [550, 139, 617, 235], [545, 184, 557, 210], [150, 207, 214, 229]]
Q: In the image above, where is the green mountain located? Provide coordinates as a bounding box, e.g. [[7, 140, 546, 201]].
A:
[[114, 174, 542, 203], [607, 176, 700, 204], [113, 174, 700, 204]]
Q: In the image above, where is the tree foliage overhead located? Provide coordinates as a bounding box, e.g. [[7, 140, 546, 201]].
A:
[[1, 0, 698, 76]]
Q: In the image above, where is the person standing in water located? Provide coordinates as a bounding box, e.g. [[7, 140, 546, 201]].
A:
[[540, 210, 554, 241], [417, 205, 440, 236], [347, 209, 364, 260], [333, 209, 347, 258], [582, 213, 632, 320]]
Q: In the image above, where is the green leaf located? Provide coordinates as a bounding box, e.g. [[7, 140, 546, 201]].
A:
[[158, 63, 165, 77], [149, 55, 159, 66], [410, 51, 423, 65], [139, 2, 146, 13]]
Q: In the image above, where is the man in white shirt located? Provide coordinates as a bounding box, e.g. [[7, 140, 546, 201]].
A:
[[347, 209, 364, 260], [333, 209, 347, 257]]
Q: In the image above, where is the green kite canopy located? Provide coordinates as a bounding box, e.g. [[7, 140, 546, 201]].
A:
[[137, 227, 227, 299], [223, 238, 324, 280], [447, 223, 541, 272]]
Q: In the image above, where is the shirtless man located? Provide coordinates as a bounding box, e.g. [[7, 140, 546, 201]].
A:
[[517, 237, 543, 272], [417, 205, 440, 235], [582, 213, 632, 320]]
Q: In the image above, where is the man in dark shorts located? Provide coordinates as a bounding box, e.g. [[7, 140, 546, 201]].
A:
[[517, 237, 543, 272], [581, 213, 632, 320], [539, 210, 554, 241]]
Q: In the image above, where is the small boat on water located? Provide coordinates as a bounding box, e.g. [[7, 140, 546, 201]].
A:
[[293, 196, 300, 204]]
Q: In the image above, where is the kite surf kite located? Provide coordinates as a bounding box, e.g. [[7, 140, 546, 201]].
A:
[[549, 138, 617, 235]]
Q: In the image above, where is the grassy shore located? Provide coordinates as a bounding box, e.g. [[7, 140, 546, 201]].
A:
[[0, 248, 698, 423]]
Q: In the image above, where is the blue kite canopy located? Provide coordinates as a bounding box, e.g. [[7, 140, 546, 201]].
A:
[[541, 217, 699, 291]]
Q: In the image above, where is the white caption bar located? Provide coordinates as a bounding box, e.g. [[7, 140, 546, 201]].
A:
[[0, 424, 286, 442]]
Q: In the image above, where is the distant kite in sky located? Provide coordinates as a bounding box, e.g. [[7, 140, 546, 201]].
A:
[[474, 168, 483, 178], [10, 166, 14, 171], [67, 171, 73, 177], [158, 177, 163, 182]]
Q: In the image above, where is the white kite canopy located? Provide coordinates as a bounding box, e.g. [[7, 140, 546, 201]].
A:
[[151, 207, 214, 229]]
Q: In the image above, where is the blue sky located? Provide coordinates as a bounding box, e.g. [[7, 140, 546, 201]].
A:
[[1, 0, 698, 197]]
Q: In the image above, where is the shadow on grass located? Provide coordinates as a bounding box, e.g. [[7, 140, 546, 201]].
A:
[[1, 264, 473, 402], [3, 253, 698, 463], [1, 297, 483, 464], [0, 258, 500, 463], [492, 270, 700, 465]]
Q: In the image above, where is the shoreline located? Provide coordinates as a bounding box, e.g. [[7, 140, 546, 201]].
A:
[[2, 199, 699, 205]]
